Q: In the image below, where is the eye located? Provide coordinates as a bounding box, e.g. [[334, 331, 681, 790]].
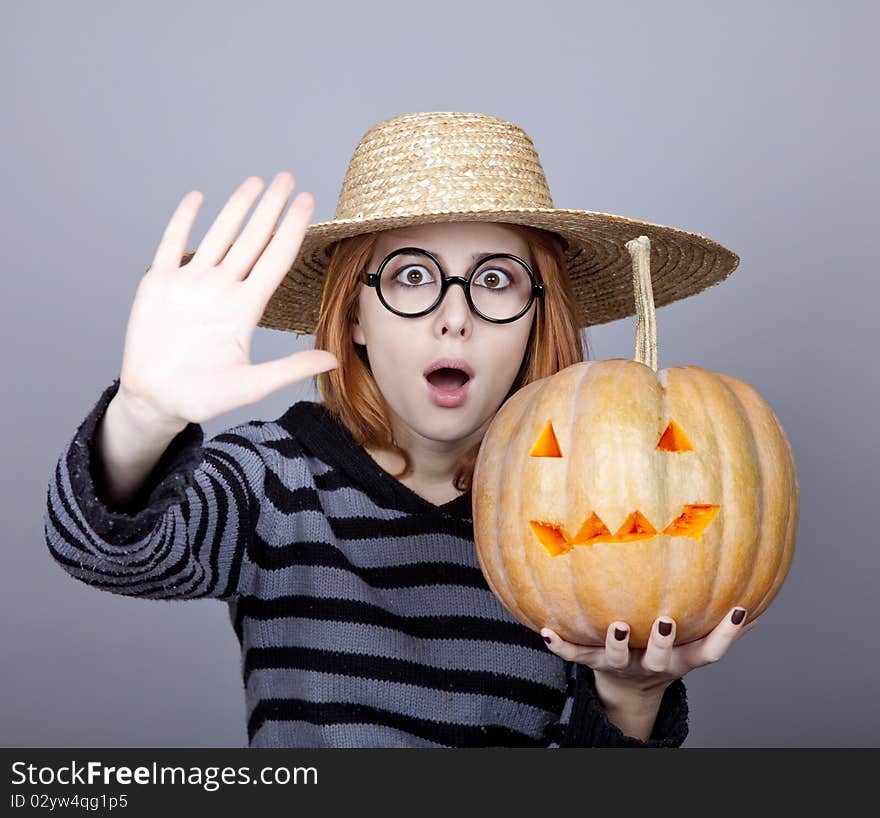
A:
[[392, 264, 436, 287], [473, 267, 512, 290]]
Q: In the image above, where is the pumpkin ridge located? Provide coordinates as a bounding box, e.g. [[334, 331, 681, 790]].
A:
[[677, 366, 721, 625], [494, 394, 534, 628], [522, 384, 569, 629], [694, 365, 745, 621], [565, 363, 594, 639], [717, 368, 770, 613], [715, 372, 792, 618], [659, 367, 671, 635]]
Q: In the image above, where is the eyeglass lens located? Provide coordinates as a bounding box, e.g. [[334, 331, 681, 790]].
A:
[[377, 250, 533, 320]]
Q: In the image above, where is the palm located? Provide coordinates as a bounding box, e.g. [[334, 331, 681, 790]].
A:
[[118, 173, 338, 428]]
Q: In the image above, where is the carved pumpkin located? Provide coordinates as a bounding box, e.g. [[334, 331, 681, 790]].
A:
[[472, 236, 799, 648]]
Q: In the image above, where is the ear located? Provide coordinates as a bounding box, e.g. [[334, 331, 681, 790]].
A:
[[352, 312, 365, 346]]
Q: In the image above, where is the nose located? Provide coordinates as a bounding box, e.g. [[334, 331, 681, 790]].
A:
[[434, 278, 472, 334]]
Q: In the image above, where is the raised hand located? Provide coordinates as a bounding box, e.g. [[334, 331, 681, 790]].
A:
[[117, 172, 338, 431]]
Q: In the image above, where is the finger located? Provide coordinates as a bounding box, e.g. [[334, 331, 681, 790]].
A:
[[695, 607, 750, 665], [220, 171, 299, 280], [192, 176, 266, 267], [604, 622, 630, 670], [232, 348, 339, 407], [151, 190, 203, 273], [642, 616, 676, 673], [243, 188, 315, 300], [540, 628, 601, 665]]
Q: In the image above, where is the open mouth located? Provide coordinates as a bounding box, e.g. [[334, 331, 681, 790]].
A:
[[425, 367, 471, 391]]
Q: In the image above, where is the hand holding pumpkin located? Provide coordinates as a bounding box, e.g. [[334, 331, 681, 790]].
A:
[[540, 606, 762, 697]]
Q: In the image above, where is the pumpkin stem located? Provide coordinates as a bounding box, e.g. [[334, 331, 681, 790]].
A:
[[625, 235, 658, 372]]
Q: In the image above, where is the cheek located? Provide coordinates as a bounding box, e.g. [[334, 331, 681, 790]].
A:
[[358, 317, 418, 375], [508, 316, 535, 361], [355, 294, 392, 347], [484, 323, 532, 380]]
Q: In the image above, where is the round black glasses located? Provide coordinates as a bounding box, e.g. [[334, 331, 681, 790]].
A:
[[365, 246, 544, 324]]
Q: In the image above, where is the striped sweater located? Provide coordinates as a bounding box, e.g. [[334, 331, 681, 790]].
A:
[[43, 378, 689, 748]]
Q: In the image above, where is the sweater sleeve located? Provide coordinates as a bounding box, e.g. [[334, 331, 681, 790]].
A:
[[546, 661, 689, 748], [43, 378, 267, 601]]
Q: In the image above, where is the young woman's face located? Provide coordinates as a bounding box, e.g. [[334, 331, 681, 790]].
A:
[[352, 221, 537, 443]]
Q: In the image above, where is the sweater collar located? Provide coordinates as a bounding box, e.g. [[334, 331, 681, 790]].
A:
[[278, 401, 474, 520]]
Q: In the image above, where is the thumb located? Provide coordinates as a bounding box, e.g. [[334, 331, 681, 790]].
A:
[[238, 349, 338, 404]]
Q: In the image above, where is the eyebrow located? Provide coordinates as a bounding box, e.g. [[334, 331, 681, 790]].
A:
[[391, 248, 510, 265], [439, 250, 494, 264]]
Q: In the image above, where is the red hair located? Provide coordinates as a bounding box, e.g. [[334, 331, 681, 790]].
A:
[[313, 224, 590, 493]]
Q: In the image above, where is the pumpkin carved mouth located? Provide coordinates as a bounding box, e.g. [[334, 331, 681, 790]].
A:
[[529, 505, 721, 556]]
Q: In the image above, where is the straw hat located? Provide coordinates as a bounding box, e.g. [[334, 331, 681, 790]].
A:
[[181, 110, 739, 333]]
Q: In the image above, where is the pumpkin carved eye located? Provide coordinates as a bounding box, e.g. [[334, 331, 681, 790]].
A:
[[528, 419, 719, 555], [529, 420, 562, 457], [657, 420, 693, 451], [528, 418, 696, 458]]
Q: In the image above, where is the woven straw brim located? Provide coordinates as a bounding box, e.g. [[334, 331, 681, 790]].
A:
[[212, 205, 738, 334]]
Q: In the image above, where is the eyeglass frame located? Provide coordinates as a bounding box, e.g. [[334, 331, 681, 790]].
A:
[[364, 246, 545, 324]]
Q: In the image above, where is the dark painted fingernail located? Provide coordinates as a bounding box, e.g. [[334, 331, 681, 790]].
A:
[[614, 627, 628, 641], [658, 620, 673, 636], [543, 635, 552, 643], [731, 608, 746, 625]]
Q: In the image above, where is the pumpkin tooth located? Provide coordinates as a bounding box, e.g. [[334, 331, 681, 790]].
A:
[[528, 521, 572, 556], [662, 504, 720, 541], [571, 512, 611, 545], [614, 510, 657, 538]]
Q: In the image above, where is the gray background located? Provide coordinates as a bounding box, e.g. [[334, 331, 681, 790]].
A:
[[3, 0, 877, 747]]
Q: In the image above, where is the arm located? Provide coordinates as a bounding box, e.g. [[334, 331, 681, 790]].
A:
[[92, 382, 189, 511], [43, 378, 268, 600], [546, 662, 689, 748], [593, 669, 674, 741]]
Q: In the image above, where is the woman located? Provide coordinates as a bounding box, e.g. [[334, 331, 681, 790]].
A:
[[44, 112, 755, 747]]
